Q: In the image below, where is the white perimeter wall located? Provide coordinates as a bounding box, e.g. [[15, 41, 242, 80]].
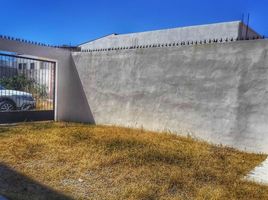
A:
[[73, 39, 268, 153]]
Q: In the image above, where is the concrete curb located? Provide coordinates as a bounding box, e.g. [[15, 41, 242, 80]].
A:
[[246, 157, 268, 185]]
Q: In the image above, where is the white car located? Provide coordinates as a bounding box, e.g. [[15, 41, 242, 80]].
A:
[[0, 84, 36, 112]]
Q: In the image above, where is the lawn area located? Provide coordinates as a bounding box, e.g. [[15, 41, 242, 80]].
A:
[[0, 122, 267, 200]]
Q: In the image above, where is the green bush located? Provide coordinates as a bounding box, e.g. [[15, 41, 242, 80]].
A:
[[0, 74, 48, 98], [0, 75, 34, 91]]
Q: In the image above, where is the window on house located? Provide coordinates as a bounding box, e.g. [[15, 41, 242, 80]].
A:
[[19, 63, 27, 70], [23, 63, 27, 70], [40, 62, 47, 70], [30, 63, 35, 70]]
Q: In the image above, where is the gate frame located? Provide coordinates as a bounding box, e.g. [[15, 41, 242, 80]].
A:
[[0, 52, 57, 123]]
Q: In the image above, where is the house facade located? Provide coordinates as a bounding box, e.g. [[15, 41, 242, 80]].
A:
[[79, 21, 261, 50]]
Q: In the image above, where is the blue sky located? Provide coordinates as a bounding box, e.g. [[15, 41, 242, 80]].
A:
[[1, 0, 267, 46]]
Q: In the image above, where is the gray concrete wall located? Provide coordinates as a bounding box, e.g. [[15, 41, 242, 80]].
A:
[[73, 39, 268, 153], [79, 21, 260, 50], [239, 23, 262, 39], [0, 38, 94, 123]]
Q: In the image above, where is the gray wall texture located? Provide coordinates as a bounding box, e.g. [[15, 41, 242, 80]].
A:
[[73, 39, 268, 153], [79, 21, 261, 50], [1, 34, 267, 154]]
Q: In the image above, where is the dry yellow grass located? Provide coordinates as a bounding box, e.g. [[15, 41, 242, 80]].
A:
[[0, 122, 267, 200], [35, 99, 53, 110]]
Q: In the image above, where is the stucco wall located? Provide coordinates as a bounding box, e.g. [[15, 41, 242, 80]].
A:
[[79, 21, 260, 50], [239, 23, 262, 39], [73, 39, 268, 153]]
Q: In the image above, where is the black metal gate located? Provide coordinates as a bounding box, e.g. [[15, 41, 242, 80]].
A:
[[0, 53, 55, 123]]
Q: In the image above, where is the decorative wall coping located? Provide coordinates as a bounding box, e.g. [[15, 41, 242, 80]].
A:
[[79, 36, 267, 53], [0, 34, 62, 49], [0, 34, 266, 53]]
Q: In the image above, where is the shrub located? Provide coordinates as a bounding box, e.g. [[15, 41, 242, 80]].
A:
[[0, 74, 48, 98]]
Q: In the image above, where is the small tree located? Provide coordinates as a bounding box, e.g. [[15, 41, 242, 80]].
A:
[[0, 75, 35, 91], [0, 74, 48, 98]]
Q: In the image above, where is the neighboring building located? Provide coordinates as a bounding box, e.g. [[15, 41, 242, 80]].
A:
[[60, 45, 80, 51], [0, 55, 54, 99], [16, 57, 54, 99], [79, 21, 261, 50], [0, 59, 17, 78]]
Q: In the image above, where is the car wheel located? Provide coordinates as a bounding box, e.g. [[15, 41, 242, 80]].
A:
[[0, 100, 16, 112]]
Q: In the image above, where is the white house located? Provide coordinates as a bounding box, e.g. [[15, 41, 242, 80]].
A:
[[79, 21, 261, 50]]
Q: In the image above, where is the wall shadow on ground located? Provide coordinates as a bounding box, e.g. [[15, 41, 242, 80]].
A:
[[0, 163, 73, 200]]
